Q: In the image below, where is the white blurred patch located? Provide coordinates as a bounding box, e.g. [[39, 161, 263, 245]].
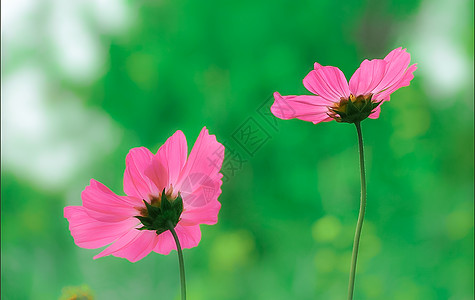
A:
[[48, 0, 106, 84], [89, 0, 132, 34], [1, 67, 123, 190], [417, 40, 468, 100], [406, 0, 473, 105], [1, 0, 41, 66], [46, 0, 132, 84], [3, 0, 132, 83], [1, 0, 133, 191], [1, 0, 40, 40]]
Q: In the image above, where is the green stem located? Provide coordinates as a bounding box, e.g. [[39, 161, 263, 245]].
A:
[[347, 121, 367, 300], [167, 220, 186, 300]]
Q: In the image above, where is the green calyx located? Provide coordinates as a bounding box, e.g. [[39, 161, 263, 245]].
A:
[[135, 189, 183, 235], [330, 95, 381, 124]]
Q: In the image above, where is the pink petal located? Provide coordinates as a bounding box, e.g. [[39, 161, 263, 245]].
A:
[[373, 63, 417, 101], [123, 147, 159, 200], [372, 48, 412, 94], [368, 105, 381, 119], [152, 230, 175, 255], [397, 64, 417, 87], [143, 155, 168, 194], [153, 224, 202, 255], [94, 229, 159, 262], [180, 173, 222, 208], [271, 92, 334, 124], [64, 206, 138, 249], [303, 66, 350, 101], [314, 62, 322, 70], [81, 179, 142, 222], [147, 130, 188, 191], [349, 59, 387, 96], [180, 200, 221, 226], [175, 127, 224, 205]]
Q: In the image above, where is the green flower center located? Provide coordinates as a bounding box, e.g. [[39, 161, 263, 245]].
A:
[[135, 189, 183, 235], [328, 94, 381, 123]]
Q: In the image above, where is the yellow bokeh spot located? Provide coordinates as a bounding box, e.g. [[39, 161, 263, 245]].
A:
[[445, 209, 473, 240], [360, 234, 382, 260], [59, 285, 93, 300], [312, 215, 342, 242], [209, 230, 255, 272]]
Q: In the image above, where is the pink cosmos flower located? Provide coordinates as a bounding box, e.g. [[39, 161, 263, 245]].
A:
[[64, 127, 224, 262], [271, 47, 417, 124]]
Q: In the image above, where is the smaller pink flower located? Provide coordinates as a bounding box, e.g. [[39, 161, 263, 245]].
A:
[[271, 47, 417, 124], [64, 127, 224, 262]]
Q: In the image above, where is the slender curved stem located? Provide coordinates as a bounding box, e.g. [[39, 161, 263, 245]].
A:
[[167, 220, 186, 300], [347, 121, 367, 300]]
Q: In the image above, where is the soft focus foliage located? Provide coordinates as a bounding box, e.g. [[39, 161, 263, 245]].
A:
[[2, 0, 473, 299]]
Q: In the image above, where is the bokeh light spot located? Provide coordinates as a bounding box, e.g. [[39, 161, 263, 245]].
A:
[[209, 230, 255, 272], [312, 215, 342, 242]]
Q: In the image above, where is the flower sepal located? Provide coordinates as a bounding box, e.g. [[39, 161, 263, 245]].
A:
[[330, 95, 382, 124], [135, 189, 184, 235]]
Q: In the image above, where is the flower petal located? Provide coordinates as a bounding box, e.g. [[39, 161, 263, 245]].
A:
[[153, 224, 202, 255], [372, 47, 412, 94], [368, 105, 381, 119], [81, 179, 141, 222], [143, 155, 168, 194], [123, 147, 159, 199], [373, 63, 417, 101], [64, 206, 138, 249], [180, 173, 222, 209], [176, 127, 224, 206], [146, 130, 188, 191], [349, 59, 387, 96], [271, 92, 333, 124], [303, 66, 350, 100], [180, 200, 221, 226], [94, 229, 159, 262]]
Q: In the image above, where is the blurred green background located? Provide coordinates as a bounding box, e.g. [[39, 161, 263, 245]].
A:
[[2, 0, 473, 299]]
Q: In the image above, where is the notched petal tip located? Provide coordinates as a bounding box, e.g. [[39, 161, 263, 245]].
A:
[[64, 206, 139, 250], [384, 47, 411, 64], [200, 126, 217, 142], [303, 66, 350, 100], [194, 126, 220, 149], [349, 58, 387, 96], [175, 126, 224, 197]]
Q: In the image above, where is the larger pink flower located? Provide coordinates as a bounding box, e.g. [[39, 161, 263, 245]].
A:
[[271, 47, 417, 124], [64, 127, 224, 262]]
